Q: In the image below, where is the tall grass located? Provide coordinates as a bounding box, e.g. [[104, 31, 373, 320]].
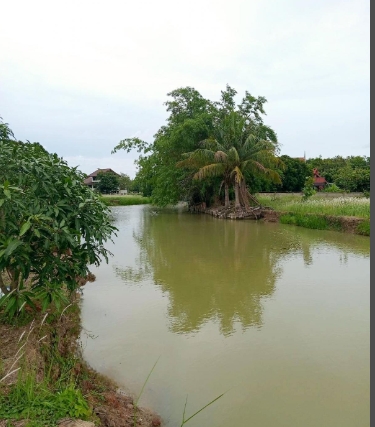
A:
[[99, 195, 152, 206], [258, 195, 370, 219]]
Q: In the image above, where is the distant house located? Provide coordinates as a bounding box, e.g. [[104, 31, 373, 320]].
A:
[[84, 168, 120, 190], [312, 168, 328, 191]]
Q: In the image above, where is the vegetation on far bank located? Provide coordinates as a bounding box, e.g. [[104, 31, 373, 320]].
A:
[[99, 194, 152, 206], [257, 194, 370, 219], [257, 194, 370, 235], [112, 85, 284, 208], [110, 85, 370, 208]]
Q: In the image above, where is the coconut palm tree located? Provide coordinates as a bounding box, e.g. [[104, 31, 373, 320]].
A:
[[177, 111, 282, 208]]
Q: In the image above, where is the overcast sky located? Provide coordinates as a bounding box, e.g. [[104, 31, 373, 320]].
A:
[[0, 0, 369, 178]]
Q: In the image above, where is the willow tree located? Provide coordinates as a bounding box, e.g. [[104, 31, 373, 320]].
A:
[[177, 111, 283, 208]]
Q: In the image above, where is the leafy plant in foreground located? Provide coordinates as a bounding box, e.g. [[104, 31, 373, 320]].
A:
[[0, 118, 117, 317]]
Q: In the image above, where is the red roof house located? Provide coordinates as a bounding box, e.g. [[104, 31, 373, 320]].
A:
[[312, 168, 328, 191], [83, 168, 120, 189]]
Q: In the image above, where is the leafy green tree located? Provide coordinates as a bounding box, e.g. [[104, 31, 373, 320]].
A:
[[277, 155, 309, 192], [334, 167, 370, 192], [305, 155, 370, 192], [113, 85, 281, 207], [118, 173, 132, 191], [113, 88, 214, 206], [96, 171, 119, 194], [0, 119, 116, 317]]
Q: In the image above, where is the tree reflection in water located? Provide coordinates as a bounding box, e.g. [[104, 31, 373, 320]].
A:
[[113, 207, 369, 336]]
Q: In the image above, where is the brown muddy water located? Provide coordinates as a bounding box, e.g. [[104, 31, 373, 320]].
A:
[[81, 205, 370, 427]]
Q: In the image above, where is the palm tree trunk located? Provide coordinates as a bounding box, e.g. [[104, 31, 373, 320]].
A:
[[240, 181, 250, 208], [224, 183, 230, 207], [234, 182, 241, 208]]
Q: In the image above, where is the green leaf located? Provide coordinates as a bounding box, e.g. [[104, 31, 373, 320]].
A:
[[19, 221, 32, 236], [4, 239, 22, 257], [3, 189, 11, 199]]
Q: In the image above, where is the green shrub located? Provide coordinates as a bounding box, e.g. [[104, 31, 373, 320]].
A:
[[323, 183, 344, 193], [356, 220, 370, 236], [0, 120, 117, 318], [302, 177, 316, 201], [280, 213, 332, 230]]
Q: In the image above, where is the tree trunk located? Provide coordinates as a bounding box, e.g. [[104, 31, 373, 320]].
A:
[[224, 183, 230, 207], [234, 182, 241, 208], [239, 181, 250, 208]]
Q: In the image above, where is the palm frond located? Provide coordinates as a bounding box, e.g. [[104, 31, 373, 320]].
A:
[[176, 149, 216, 169], [194, 163, 226, 180], [230, 166, 244, 183], [227, 147, 240, 163], [214, 151, 228, 162]]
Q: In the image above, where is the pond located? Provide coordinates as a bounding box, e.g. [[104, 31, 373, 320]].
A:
[[81, 205, 370, 427]]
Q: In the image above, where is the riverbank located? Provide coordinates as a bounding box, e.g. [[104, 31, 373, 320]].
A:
[[201, 194, 370, 236], [0, 293, 161, 427], [99, 195, 151, 206], [258, 193, 370, 236]]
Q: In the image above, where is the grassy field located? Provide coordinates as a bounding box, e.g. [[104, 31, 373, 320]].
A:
[[257, 194, 370, 219], [99, 194, 152, 206], [257, 194, 370, 235]]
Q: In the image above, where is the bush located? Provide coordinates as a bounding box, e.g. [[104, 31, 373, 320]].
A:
[[302, 177, 316, 201], [356, 220, 370, 236], [0, 119, 117, 318], [323, 183, 344, 193]]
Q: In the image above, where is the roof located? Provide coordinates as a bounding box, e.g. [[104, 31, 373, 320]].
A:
[[313, 177, 327, 184], [84, 177, 94, 185], [87, 168, 120, 178]]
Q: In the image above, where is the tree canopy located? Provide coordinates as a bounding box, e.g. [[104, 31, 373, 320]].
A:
[[306, 155, 370, 192], [96, 171, 120, 194], [113, 85, 282, 207]]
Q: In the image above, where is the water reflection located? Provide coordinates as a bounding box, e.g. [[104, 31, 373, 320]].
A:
[[113, 207, 368, 336]]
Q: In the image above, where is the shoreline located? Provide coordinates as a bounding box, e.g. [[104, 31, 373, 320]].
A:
[[201, 205, 370, 236], [0, 295, 162, 427]]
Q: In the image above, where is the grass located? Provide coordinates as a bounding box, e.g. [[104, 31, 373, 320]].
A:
[[131, 356, 225, 427], [0, 305, 93, 426], [99, 194, 152, 206], [356, 219, 370, 236], [280, 213, 330, 230], [279, 213, 345, 232], [257, 194, 370, 219]]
